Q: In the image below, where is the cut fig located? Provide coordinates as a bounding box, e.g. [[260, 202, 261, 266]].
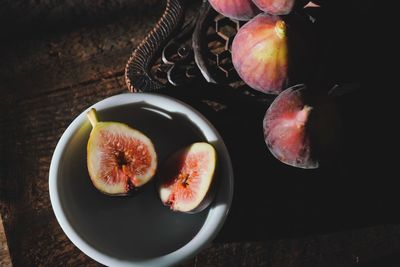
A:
[[158, 142, 217, 213], [263, 84, 341, 169], [86, 108, 157, 195]]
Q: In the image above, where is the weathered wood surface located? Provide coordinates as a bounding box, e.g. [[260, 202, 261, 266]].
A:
[[0, 215, 12, 267], [0, 0, 398, 266]]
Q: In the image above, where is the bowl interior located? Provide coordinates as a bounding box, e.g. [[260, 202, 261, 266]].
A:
[[55, 99, 221, 261]]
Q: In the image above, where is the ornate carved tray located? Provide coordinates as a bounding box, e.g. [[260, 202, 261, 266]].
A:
[[125, 0, 272, 98]]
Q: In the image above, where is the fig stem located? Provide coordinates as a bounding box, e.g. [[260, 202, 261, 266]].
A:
[[296, 105, 313, 128], [274, 20, 286, 39], [87, 108, 99, 128]]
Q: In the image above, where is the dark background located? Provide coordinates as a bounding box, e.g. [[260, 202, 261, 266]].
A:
[[1, 0, 397, 266]]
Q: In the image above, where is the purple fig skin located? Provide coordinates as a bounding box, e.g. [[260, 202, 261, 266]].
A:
[[208, 0, 261, 21], [232, 14, 289, 95], [252, 0, 309, 15], [263, 84, 342, 169]]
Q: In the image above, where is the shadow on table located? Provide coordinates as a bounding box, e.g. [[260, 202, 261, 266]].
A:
[[356, 253, 400, 267], [163, 73, 396, 241]]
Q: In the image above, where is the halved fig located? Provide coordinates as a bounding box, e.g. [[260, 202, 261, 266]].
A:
[[158, 142, 217, 213], [86, 108, 157, 195]]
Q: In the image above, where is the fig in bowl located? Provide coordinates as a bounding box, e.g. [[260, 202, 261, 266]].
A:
[[159, 142, 217, 213], [86, 108, 157, 195]]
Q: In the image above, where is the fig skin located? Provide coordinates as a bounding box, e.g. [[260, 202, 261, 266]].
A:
[[232, 14, 288, 95], [158, 142, 217, 213], [232, 13, 316, 95], [86, 109, 157, 196], [263, 84, 341, 169], [208, 0, 261, 21], [252, 0, 309, 15]]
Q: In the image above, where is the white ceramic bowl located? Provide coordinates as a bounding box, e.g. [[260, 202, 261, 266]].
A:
[[49, 93, 234, 267]]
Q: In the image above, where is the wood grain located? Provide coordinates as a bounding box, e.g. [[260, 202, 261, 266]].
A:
[[0, 215, 12, 267], [0, 77, 125, 266], [0, 1, 162, 265]]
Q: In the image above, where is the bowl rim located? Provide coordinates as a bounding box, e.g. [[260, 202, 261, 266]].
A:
[[49, 92, 234, 267]]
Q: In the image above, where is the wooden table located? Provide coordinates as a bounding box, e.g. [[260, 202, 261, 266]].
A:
[[1, 1, 398, 266]]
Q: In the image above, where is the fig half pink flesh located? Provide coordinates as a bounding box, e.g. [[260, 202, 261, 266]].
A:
[[87, 109, 157, 195], [159, 142, 217, 213]]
